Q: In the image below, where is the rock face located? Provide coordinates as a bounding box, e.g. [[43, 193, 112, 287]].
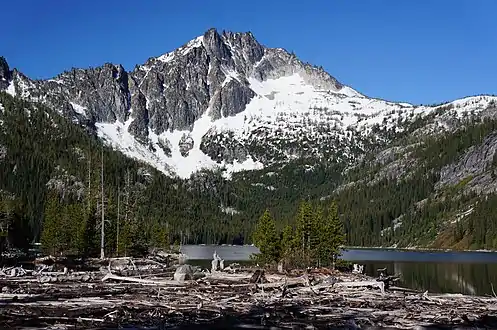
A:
[[0, 57, 11, 90], [436, 132, 497, 194], [178, 133, 194, 157]]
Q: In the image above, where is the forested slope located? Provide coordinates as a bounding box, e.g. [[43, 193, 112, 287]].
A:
[[1, 91, 497, 253], [0, 92, 240, 254]]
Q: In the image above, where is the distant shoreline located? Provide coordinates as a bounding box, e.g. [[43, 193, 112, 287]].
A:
[[179, 244, 496, 254], [343, 245, 496, 253]]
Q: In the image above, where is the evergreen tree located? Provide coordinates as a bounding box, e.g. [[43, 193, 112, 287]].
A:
[[321, 200, 345, 267], [295, 200, 314, 266], [151, 222, 170, 250], [40, 193, 62, 255], [280, 224, 298, 268], [252, 209, 280, 265], [312, 204, 326, 267], [76, 205, 97, 257]]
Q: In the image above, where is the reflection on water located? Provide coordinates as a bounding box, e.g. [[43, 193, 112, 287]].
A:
[[342, 248, 497, 296], [180, 244, 259, 261], [181, 245, 497, 296], [359, 261, 497, 296]]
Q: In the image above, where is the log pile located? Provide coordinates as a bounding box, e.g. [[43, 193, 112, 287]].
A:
[[0, 258, 495, 329]]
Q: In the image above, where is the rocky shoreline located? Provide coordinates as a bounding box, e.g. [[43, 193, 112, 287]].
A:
[[0, 256, 496, 329]]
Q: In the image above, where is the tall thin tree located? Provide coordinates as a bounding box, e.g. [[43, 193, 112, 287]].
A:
[[87, 152, 91, 212], [100, 147, 105, 260], [116, 186, 120, 257]]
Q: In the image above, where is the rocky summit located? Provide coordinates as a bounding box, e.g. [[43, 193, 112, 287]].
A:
[[1, 28, 496, 179]]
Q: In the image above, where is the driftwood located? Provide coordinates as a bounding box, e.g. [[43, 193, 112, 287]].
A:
[[102, 272, 184, 286], [0, 259, 496, 329], [334, 280, 385, 294]]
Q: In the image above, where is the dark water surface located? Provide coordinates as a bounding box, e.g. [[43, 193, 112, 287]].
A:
[[180, 245, 497, 296], [343, 248, 497, 296]]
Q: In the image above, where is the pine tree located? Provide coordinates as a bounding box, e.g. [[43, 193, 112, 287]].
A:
[[312, 204, 325, 267], [151, 222, 170, 250], [40, 193, 62, 255], [321, 200, 346, 267], [252, 209, 280, 265], [118, 219, 134, 257], [76, 205, 97, 257], [280, 224, 298, 268], [295, 200, 314, 266]]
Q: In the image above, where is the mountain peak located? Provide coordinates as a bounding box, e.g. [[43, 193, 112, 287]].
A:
[[0, 29, 398, 178]]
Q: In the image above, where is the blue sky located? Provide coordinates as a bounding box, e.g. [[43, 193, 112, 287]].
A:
[[2, 0, 496, 104]]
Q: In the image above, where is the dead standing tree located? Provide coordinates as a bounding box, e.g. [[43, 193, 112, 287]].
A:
[[100, 147, 105, 260]]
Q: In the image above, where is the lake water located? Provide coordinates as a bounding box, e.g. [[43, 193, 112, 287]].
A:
[[180, 245, 497, 296]]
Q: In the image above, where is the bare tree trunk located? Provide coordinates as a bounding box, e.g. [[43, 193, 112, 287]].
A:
[[100, 148, 105, 260], [124, 169, 130, 257], [125, 170, 130, 224], [87, 152, 91, 212], [116, 186, 120, 257]]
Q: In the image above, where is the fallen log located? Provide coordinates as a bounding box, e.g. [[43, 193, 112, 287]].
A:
[[0, 263, 496, 329], [256, 277, 306, 289], [102, 272, 185, 286], [334, 280, 385, 294]]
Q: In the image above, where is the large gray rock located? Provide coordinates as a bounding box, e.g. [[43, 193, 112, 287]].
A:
[[209, 78, 255, 120], [436, 132, 497, 194], [179, 133, 194, 157], [174, 264, 195, 282], [200, 128, 249, 164]]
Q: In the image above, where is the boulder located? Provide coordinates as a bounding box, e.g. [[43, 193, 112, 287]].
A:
[[174, 264, 195, 282]]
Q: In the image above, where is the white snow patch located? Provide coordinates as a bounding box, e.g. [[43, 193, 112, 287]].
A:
[[96, 110, 263, 179], [154, 110, 264, 179], [96, 118, 175, 176], [47, 79, 65, 84], [157, 53, 175, 63], [337, 85, 363, 98], [6, 81, 16, 96], [220, 206, 240, 215], [69, 102, 87, 115], [251, 183, 276, 191], [450, 207, 474, 224], [17, 78, 32, 98], [221, 69, 239, 87], [222, 157, 264, 179], [157, 35, 204, 63]]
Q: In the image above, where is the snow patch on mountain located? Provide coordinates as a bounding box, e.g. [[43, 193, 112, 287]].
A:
[[96, 118, 174, 175], [157, 36, 204, 63], [96, 111, 264, 179], [69, 102, 87, 115], [94, 64, 497, 180], [6, 81, 15, 96]]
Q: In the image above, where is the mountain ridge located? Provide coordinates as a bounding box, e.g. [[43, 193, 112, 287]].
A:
[[2, 28, 497, 250], [1, 28, 497, 179]]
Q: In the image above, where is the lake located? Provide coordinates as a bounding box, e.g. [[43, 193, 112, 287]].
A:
[[180, 245, 497, 296]]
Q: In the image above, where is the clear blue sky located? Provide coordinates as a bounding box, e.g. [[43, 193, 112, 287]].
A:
[[2, 0, 496, 105]]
